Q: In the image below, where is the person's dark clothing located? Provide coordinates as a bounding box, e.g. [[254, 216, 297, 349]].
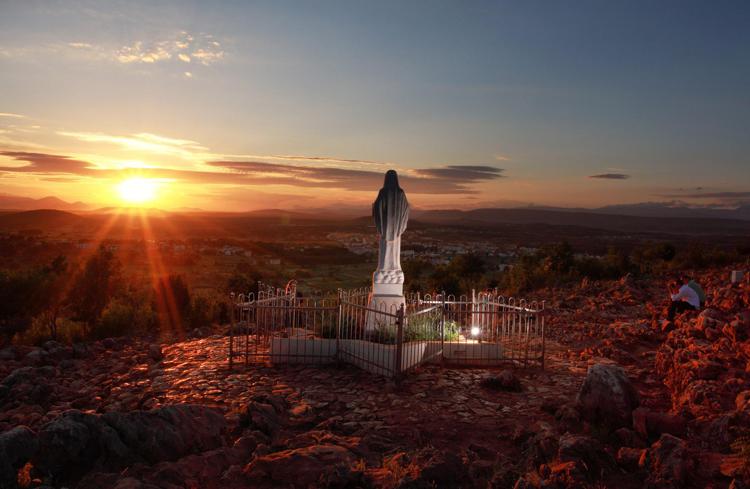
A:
[[668, 300, 697, 321]]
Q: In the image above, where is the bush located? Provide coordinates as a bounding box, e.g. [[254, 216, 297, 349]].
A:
[[190, 295, 213, 328], [153, 274, 191, 334], [13, 316, 87, 346], [68, 247, 121, 326], [93, 299, 155, 339], [370, 316, 460, 344], [731, 429, 750, 481]]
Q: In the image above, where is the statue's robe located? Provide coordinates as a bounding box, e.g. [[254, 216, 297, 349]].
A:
[[372, 170, 409, 275]]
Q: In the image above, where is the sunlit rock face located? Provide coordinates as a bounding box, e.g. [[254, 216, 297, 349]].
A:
[[368, 170, 409, 326]]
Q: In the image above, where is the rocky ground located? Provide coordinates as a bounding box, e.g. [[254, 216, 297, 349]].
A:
[[1, 265, 749, 488]]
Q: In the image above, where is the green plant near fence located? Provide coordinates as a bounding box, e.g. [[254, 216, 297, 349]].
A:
[[371, 316, 460, 344], [316, 306, 460, 344]]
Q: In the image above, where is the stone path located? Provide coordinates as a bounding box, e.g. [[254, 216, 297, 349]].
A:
[[152, 336, 587, 455], [1, 333, 590, 460]]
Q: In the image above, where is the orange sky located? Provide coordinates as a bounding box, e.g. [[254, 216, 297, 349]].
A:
[[1, 2, 748, 211]]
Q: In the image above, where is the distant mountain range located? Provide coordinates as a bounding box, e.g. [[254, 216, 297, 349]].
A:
[[1, 193, 750, 237], [551, 202, 750, 221], [411, 207, 750, 235], [0, 194, 89, 211]]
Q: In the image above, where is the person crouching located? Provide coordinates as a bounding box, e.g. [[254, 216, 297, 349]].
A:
[[667, 278, 701, 321]]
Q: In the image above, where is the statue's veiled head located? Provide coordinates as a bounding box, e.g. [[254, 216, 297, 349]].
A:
[[383, 169, 400, 189]]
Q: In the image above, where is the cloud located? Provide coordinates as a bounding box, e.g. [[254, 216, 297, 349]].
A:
[[413, 165, 504, 181], [114, 32, 223, 66], [658, 191, 750, 200], [116, 41, 172, 64], [0, 113, 26, 119], [1, 32, 224, 71], [588, 173, 630, 180], [58, 131, 208, 159], [255, 154, 387, 166], [0, 151, 97, 175], [494, 154, 511, 162], [0, 148, 507, 194], [60, 129, 395, 168], [207, 160, 504, 193]]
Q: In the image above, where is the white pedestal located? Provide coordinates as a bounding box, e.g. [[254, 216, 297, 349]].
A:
[[366, 279, 405, 331]]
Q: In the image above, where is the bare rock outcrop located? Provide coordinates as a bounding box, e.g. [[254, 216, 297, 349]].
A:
[[577, 363, 640, 429], [34, 404, 226, 483], [0, 426, 38, 489]]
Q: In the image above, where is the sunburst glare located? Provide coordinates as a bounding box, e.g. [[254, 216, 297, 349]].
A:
[[117, 178, 160, 204]]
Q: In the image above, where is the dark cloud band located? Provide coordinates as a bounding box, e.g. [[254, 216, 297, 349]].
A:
[[0, 151, 505, 195], [588, 173, 630, 180]]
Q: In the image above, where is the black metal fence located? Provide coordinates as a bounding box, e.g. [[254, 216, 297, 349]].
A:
[[229, 284, 546, 377]]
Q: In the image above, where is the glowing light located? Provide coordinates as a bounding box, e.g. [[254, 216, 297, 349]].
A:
[[117, 178, 159, 204], [470, 326, 481, 336]]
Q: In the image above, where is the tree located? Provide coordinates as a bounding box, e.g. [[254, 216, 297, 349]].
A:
[[40, 255, 69, 340], [428, 266, 461, 296], [449, 253, 486, 280], [227, 272, 260, 296], [154, 274, 192, 336], [68, 246, 121, 327], [0, 267, 47, 337], [0, 255, 70, 340], [543, 242, 575, 274]]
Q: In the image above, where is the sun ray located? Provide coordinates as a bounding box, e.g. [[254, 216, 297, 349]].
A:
[[137, 209, 187, 340], [117, 178, 160, 205]]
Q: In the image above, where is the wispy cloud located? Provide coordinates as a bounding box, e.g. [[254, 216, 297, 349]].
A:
[[0, 151, 97, 175], [413, 165, 504, 181], [226, 153, 389, 168], [58, 131, 208, 160], [208, 160, 505, 193], [588, 173, 630, 180], [1, 31, 224, 71], [658, 191, 750, 200], [0, 113, 26, 119], [114, 32, 223, 66], [0, 149, 507, 194], [59, 129, 395, 169]]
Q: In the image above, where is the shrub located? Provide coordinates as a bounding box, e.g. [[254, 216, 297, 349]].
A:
[[190, 295, 213, 328], [731, 429, 750, 480], [93, 299, 155, 339], [13, 316, 86, 346], [369, 316, 460, 344], [68, 247, 121, 326]]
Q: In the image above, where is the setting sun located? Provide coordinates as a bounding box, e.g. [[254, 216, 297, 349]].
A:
[[117, 178, 159, 204]]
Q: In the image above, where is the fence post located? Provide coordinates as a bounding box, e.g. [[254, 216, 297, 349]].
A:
[[440, 292, 446, 367], [336, 289, 342, 364], [541, 306, 546, 371], [394, 304, 405, 379], [523, 310, 530, 368], [228, 292, 235, 370]]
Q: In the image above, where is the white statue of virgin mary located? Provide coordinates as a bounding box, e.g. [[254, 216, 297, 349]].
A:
[[368, 170, 409, 320]]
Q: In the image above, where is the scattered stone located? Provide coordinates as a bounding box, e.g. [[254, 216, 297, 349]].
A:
[[480, 370, 522, 392], [639, 434, 692, 488], [244, 443, 358, 487], [147, 345, 163, 362], [632, 407, 686, 441], [557, 433, 614, 476], [34, 405, 226, 482], [0, 426, 38, 489], [577, 363, 640, 429]]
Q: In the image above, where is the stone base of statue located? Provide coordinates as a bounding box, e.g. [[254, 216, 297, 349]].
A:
[[366, 270, 405, 331]]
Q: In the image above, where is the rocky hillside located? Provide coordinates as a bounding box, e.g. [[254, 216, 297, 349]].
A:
[[0, 265, 749, 488]]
